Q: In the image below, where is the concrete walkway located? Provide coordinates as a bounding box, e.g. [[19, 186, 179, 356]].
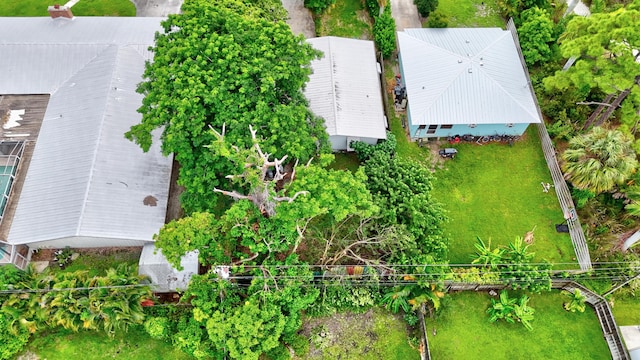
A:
[[390, 0, 421, 31], [129, 0, 182, 17], [281, 0, 315, 38]]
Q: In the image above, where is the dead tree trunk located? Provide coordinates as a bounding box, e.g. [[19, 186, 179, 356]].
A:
[[592, 88, 632, 127], [582, 94, 614, 130]]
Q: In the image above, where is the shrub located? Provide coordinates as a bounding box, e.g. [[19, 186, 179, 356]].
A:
[[427, 11, 448, 27], [303, 0, 335, 13], [144, 316, 170, 339], [373, 5, 397, 58], [0, 314, 30, 360], [366, 0, 380, 17], [414, 0, 438, 17]]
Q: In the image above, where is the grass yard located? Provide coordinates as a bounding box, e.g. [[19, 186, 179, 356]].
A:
[[50, 248, 141, 276], [298, 308, 420, 359], [431, 126, 576, 266], [330, 152, 361, 173], [316, 0, 372, 39], [612, 297, 640, 326], [425, 291, 611, 359], [432, 0, 504, 27], [23, 326, 192, 360], [0, 0, 135, 16]]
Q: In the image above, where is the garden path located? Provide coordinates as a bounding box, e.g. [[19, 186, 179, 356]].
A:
[[390, 0, 421, 31], [281, 0, 316, 38]]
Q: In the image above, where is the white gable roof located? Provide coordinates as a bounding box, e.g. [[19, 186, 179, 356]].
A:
[[0, 17, 171, 245], [305, 37, 387, 140], [398, 28, 541, 126]]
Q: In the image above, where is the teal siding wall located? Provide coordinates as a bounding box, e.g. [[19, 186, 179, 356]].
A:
[[409, 123, 529, 139]]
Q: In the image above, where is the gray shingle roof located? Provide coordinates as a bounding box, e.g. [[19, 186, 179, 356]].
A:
[[305, 37, 387, 140], [0, 17, 171, 245], [398, 28, 542, 125]]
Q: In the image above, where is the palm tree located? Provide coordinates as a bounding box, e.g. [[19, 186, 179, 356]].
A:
[[562, 289, 587, 313], [512, 294, 535, 331], [562, 127, 638, 194]]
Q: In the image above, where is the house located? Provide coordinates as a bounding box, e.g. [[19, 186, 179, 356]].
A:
[[0, 17, 172, 268], [305, 37, 387, 151], [396, 28, 542, 140]]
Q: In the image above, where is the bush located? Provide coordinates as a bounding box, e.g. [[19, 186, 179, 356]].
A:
[[414, 0, 438, 17], [0, 314, 30, 360], [0, 264, 25, 290], [144, 316, 170, 340], [427, 11, 448, 28], [373, 5, 397, 58], [303, 0, 335, 13], [366, 0, 380, 17], [351, 132, 396, 161]]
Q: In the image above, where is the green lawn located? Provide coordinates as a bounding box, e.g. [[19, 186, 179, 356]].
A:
[[425, 291, 611, 359], [432, 0, 504, 27], [317, 0, 372, 39], [612, 297, 640, 326], [330, 152, 361, 173], [431, 126, 576, 265], [300, 308, 420, 359], [57, 249, 141, 276], [0, 0, 135, 16], [23, 326, 193, 360]]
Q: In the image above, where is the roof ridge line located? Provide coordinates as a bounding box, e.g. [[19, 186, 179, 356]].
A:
[[327, 38, 340, 134], [474, 33, 541, 122], [75, 45, 120, 236]]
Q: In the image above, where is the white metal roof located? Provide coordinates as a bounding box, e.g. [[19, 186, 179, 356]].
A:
[[305, 37, 387, 140], [0, 17, 172, 245], [138, 244, 198, 292], [397, 28, 542, 126]]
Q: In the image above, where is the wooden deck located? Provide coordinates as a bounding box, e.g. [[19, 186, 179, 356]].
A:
[[0, 94, 49, 242]]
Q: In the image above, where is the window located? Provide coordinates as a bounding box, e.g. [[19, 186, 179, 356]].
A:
[[440, 124, 453, 129], [417, 125, 426, 130], [468, 124, 477, 128], [427, 125, 437, 134], [506, 123, 514, 128]]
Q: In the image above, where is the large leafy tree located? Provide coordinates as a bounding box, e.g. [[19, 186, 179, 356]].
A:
[[126, 0, 329, 213], [562, 127, 638, 194], [155, 127, 376, 268], [544, 0, 640, 128], [517, 7, 556, 67]]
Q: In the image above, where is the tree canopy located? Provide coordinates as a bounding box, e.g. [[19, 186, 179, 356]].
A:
[[126, 0, 329, 213], [544, 0, 640, 127]]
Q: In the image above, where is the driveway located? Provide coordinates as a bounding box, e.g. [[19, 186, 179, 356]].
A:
[[281, 0, 315, 38], [129, 0, 182, 17], [390, 0, 421, 31]]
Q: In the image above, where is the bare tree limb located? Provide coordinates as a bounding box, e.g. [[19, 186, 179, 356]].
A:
[[576, 101, 614, 107], [231, 252, 259, 265], [214, 188, 253, 201], [273, 191, 309, 203]]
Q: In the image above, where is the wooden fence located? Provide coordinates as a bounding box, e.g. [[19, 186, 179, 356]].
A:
[[505, 19, 592, 271]]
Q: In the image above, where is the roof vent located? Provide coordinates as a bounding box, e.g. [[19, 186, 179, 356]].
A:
[[468, 68, 473, 73], [466, 40, 470, 43], [458, 59, 463, 63]]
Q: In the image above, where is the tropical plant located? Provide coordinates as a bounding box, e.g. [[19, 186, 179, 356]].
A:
[[471, 237, 505, 267], [487, 291, 535, 330], [381, 287, 412, 313], [562, 289, 587, 313], [0, 313, 30, 360], [562, 128, 638, 194]]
